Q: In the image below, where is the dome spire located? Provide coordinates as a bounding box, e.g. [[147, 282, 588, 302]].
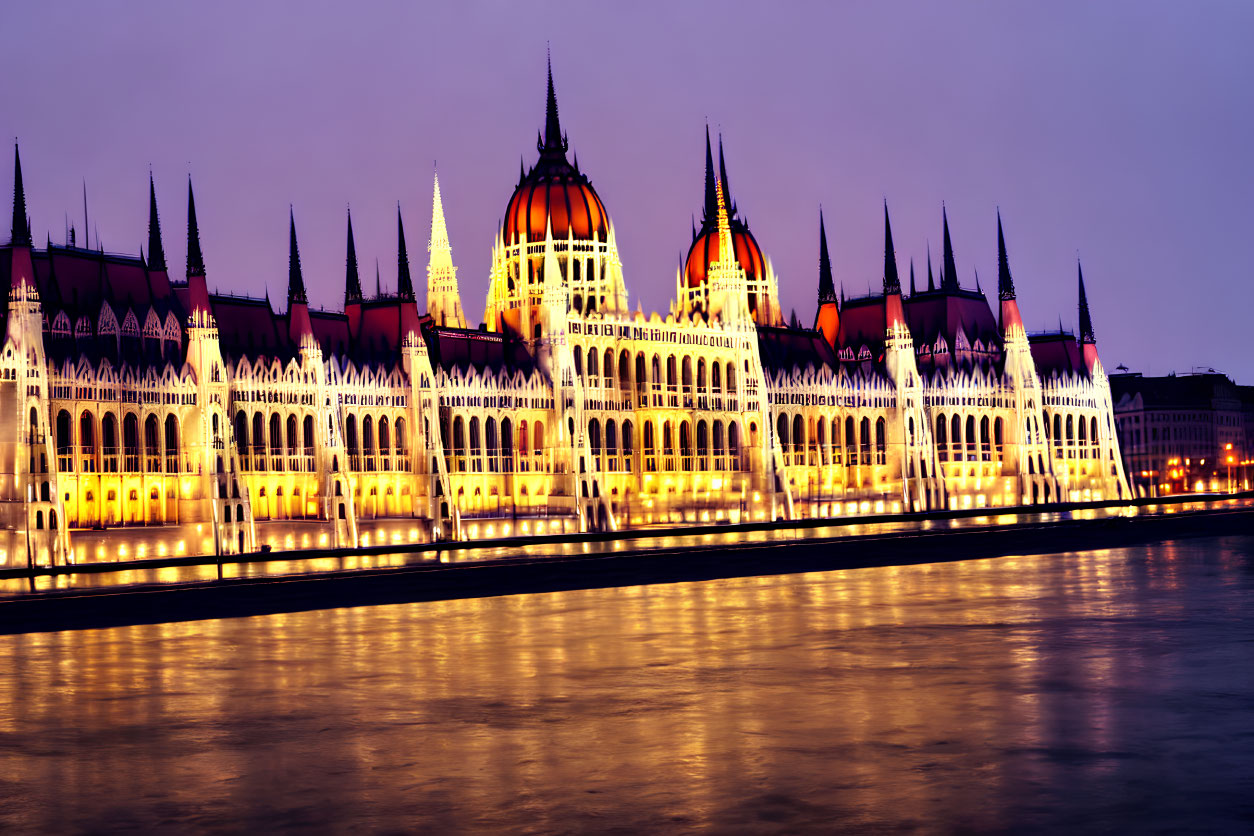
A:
[[345, 207, 361, 306], [926, 242, 935, 291], [883, 201, 901, 295], [147, 171, 166, 272], [816, 208, 835, 304], [540, 49, 568, 155], [10, 142, 31, 247]]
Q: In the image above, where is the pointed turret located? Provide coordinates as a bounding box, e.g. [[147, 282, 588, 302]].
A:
[[10, 143, 31, 247], [996, 210, 1015, 301], [344, 208, 362, 306], [147, 173, 166, 272], [883, 202, 905, 331], [186, 179, 206, 278], [397, 205, 415, 300], [909, 259, 917, 295], [185, 178, 211, 317], [1078, 261, 1095, 345], [926, 243, 935, 291], [814, 209, 840, 346], [816, 210, 836, 304], [287, 208, 313, 345], [883, 202, 901, 295], [426, 170, 467, 329], [288, 208, 307, 305], [941, 205, 959, 290], [702, 125, 717, 225]]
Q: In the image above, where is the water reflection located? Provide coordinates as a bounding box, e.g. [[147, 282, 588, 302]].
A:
[[0, 537, 1251, 831]]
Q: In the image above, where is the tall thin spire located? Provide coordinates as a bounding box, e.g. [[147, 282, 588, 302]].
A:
[[941, 205, 959, 290], [996, 210, 1015, 301], [288, 207, 307, 305], [883, 201, 901, 295], [10, 142, 31, 246], [540, 50, 567, 155], [430, 170, 450, 254], [816, 209, 835, 304], [926, 242, 935, 291], [147, 173, 166, 271], [909, 259, 917, 295], [345, 208, 361, 305], [702, 125, 717, 225], [397, 205, 414, 300], [1078, 260, 1095, 344], [718, 132, 735, 218], [186, 178, 206, 278]]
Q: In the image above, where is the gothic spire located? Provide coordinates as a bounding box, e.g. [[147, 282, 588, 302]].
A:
[[147, 173, 166, 271], [540, 50, 568, 155], [909, 259, 917, 295], [997, 210, 1015, 301], [702, 125, 717, 225], [288, 207, 307, 306], [926, 242, 935, 291], [941, 205, 959, 290], [1078, 260, 1095, 344], [430, 169, 450, 254], [10, 142, 31, 247], [718, 132, 735, 218], [397, 205, 414, 300], [345, 208, 362, 305], [817, 209, 836, 304], [186, 178, 206, 278], [883, 201, 901, 295]]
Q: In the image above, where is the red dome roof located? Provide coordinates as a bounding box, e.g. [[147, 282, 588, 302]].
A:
[[684, 220, 766, 288], [504, 167, 609, 245]]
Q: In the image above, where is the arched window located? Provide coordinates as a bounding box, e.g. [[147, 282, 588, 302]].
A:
[[165, 414, 179, 473], [452, 416, 466, 472], [56, 410, 73, 472], [845, 416, 856, 465], [696, 420, 709, 470], [1053, 414, 1063, 449], [792, 414, 804, 466], [469, 417, 482, 472], [517, 420, 529, 472], [777, 414, 789, 463], [875, 418, 887, 465], [681, 356, 694, 404], [589, 418, 602, 469], [102, 413, 118, 473], [666, 356, 678, 406], [729, 421, 741, 471], [123, 413, 140, 472], [644, 421, 656, 471], [980, 416, 991, 461], [486, 417, 498, 473], [712, 362, 722, 395], [235, 410, 249, 458], [679, 421, 693, 471], [500, 417, 513, 473], [860, 417, 871, 465], [144, 414, 160, 472], [663, 421, 674, 471], [287, 414, 299, 459], [817, 418, 828, 466], [532, 421, 545, 467], [602, 350, 614, 385], [393, 417, 406, 469], [697, 358, 707, 398], [966, 415, 976, 462], [587, 347, 599, 386], [936, 414, 948, 461], [605, 419, 618, 472], [994, 416, 1004, 459]]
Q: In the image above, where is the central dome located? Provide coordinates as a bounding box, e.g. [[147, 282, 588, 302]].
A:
[[685, 222, 765, 288], [502, 60, 609, 246]]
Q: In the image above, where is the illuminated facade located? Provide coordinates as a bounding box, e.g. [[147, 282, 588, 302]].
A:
[[0, 64, 1129, 566]]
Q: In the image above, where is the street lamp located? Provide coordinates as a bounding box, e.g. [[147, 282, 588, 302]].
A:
[[1226, 443, 1235, 494]]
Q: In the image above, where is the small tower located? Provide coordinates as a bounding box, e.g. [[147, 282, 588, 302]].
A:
[[344, 208, 363, 337], [813, 209, 840, 346], [426, 170, 467, 329], [287, 209, 314, 348], [941, 205, 959, 291], [1077, 260, 1098, 369], [883, 202, 905, 331], [185, 178, 212, 322], [706, 179, 752, 329]]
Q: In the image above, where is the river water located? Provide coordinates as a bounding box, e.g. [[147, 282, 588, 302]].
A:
[[1, 537, 1251, 833]]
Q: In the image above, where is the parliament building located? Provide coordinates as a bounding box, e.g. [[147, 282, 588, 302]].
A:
[[0, 64, 1129, 566]]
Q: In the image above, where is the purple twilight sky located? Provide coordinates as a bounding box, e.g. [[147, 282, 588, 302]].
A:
[[3, 1, 1252, 379]]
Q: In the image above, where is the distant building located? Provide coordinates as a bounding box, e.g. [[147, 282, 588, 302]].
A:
[[0, 61, 1130, 567], [1111, 372, 1253, 495]]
